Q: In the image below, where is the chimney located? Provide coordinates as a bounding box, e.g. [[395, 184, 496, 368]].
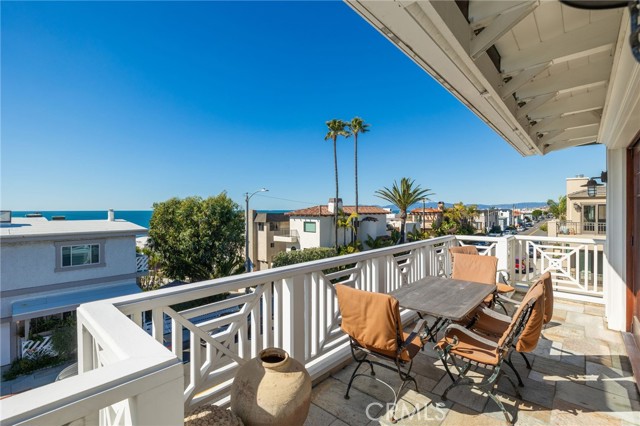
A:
[[437, 201, 445, 211], [327, 198, 343, 214], [108, 209, 115, 221]]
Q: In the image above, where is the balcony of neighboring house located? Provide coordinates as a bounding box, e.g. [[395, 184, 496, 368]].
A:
[[556, 221, 607, 237], [4, 234, 636, 426], [272, 228, 299, 243]]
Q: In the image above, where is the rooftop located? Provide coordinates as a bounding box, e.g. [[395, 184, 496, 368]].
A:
[[286, 205, 389, 217], [0, 217, 147, 241]]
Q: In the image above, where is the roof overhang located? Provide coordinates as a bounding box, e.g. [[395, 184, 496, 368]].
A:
[[346, 1, 640, 156]]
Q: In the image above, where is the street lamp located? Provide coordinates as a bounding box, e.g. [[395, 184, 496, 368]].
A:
[[422, 198, 427, 232], [245, 188, 268, 273]]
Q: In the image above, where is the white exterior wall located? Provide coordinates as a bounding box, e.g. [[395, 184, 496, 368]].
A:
[[1, 236, 137, 292], [604, 148, 627, 331], [358, 215, 387, 242], [290, 217, 334, 250]]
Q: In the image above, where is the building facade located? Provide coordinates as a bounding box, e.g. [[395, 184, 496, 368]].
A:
[[0, 214, 147, 366]]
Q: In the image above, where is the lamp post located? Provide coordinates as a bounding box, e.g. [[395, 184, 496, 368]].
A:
[[245, 188, 268, 273], [422, 198, 426, 232]]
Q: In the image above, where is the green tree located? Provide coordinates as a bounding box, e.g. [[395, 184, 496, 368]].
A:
[[337, 210, 358, 247], [375, 178, 434, 244], [547, 196, 567, 220], [532, 209, 543, 220], [347, 117, 370, 238], [149, 194, 244, 282], [431, 202, 478, 236], [325, 119, 351, 250]]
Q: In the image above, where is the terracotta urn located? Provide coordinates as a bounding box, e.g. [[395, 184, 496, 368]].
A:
[[230, 347, 311, 426]]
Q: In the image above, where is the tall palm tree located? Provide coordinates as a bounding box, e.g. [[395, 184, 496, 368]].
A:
[[325, 119, 351, 249], [347, 118, 370, 215], [348, 117, 369, 240], [375, 178, 434, 244]]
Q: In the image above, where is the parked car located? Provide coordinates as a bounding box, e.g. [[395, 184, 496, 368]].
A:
[[515, 257, 533, 273]]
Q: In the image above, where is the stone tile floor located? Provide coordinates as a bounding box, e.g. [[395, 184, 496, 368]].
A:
[[305, 300, 640, 426]]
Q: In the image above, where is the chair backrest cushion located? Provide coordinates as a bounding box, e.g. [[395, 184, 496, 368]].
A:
[[541, 272, 554, 324], [496, 278, 543, 348], [451, 253, 498, 286], [335, 284, 401, 355], [514, 277, 546, 352], [449, 245, 479, 256]]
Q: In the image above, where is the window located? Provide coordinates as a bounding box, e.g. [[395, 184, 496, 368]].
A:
[[62, 244, 100, 267], [269, 222, 279, 231], [303, 222, 316, 233], [270, 243, 275, 248], [258, 223, 264, 231], [55, 240, 105, 271]]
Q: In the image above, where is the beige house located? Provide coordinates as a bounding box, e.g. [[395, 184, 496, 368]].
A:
[[247, 211, 292, 271], [550, 176, 607, 237], [408, 206, 443, 231]]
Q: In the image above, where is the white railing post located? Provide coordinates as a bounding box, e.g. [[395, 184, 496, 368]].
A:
[[495, 237, 510, 274], [372, 256, 387, 294], [282, 275, 306, 361]]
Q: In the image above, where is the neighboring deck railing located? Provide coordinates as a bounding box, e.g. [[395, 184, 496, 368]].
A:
[[0, 234, 605, 425], [136, 253, 149, 272]]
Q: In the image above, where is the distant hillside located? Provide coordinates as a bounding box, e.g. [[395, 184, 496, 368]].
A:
[[381, 201, 547, 213]]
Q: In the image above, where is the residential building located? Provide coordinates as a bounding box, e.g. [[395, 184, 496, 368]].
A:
[[497, 209, 513, 231], [550, 175, 607, 237], [0, 213, 147, 366], [247, 210, 292, 271], [409, 202, 444, 231], [472, 208, 499, 233], [286, 199, 388, 250], [2, 2, 640, 424]]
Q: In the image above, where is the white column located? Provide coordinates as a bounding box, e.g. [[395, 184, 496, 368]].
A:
[[604, 148, 627, 331]]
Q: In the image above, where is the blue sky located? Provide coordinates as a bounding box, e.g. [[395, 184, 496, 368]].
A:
[[1, 1, 605, 211]]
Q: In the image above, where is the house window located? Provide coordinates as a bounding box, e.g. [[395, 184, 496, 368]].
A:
[[62, 244, 100, 267], [269, 222, 279, 231], [55, 240, 105, 271], [258, 223, 264, 231], [270, 243, 275, 248], [303, 222, 316, 233]]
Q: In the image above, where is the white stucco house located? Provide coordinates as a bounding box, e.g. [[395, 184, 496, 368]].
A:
[[0, 213, 147, 366], [285, 199, 388, 250]]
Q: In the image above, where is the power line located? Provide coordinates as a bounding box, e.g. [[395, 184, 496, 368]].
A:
[[254, 194, 320, 206]]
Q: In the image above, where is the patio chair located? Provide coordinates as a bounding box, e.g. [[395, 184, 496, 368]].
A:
[[449, 246, 515, 298], [335, 284, 428, 422], [482, 272, 553, 372], [469, 274, 549, 384], [435, 280, 545, 424], [451, 252, 513, 315]]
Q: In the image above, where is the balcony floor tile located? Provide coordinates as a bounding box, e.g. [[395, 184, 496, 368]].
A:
[[311, 300, 639, 425]]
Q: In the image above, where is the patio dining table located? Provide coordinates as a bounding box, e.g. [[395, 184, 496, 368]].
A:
[[390, 275, 496, 342]]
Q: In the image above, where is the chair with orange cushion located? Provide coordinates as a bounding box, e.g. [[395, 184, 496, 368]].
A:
[[335, 284, 428, 422], [435, 279, 545, 425], [450, 249, 515, 314], [473, 272, 553, 374]]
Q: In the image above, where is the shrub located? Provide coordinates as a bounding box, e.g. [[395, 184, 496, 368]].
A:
[[2, 351, 64, 381], [540, 223, 548, 232], [272, 247, 337, 268]]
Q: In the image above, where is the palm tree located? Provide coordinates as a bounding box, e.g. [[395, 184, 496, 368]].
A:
[[347, 117, 370, 234], [325, 119, 351, 249], [547, 196, 567, 220], [375, 178, 434, 244]]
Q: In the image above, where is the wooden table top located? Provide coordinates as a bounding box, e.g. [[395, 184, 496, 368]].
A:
[[390, 276, 496, 322]]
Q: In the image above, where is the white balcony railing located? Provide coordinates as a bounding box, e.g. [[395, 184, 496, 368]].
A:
[[136, 253, 149, 272], [0, 235, 605, 426]]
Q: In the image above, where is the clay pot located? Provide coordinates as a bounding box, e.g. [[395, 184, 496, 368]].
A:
[[230, 347, 311, 426]]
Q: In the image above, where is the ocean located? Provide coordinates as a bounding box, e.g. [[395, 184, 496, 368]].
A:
[[11, 211, 154, 229]]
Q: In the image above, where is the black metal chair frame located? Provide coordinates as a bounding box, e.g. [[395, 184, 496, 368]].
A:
[[436, 298, 536, 425], [344, 319, 427, 423]]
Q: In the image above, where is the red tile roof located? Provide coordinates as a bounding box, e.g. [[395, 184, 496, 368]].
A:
[[286, 205, 388, 217], [409, 208, 442, 214]]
